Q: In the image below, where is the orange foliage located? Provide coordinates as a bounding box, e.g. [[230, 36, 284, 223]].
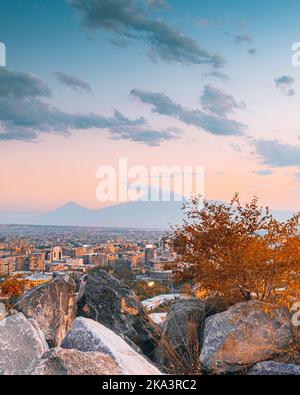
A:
[[173, 194, 300, 307], [1, 278, 22, 297]]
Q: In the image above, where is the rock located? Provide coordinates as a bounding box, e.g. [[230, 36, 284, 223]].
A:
[[248, 361, 300, 375], [156, 300, 206, 373], [200, 301, 295, 374], [77, 270, 161, 357], [61, 317, 162, 375], [12, 275, 76, 347], [30, 347, 120, 375], [0, 313, 48, 375], [149, 313, 167, 327]]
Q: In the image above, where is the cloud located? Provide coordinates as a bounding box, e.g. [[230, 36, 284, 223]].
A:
[[68, 0, 225, 69], [275, 75, 295, 97], [195, 18, 210, 28], [294, 172, 300, 182], [54, 71, 92, 93], [205, 71, 230, 81], [110, 126, 181, 146], [200, 84, 245, 116], [0, 68, 51, 99], [0, 68, 176, 146], [255, 139, 300, 167], [230, 143, 242, 152], [0, 96, 144, 138], [227, 29, 257, 56], [248, 48, 257, 56], [255, 169, 273, 176], [0, 127, 38, 142], [131, 88, 246, 136], [233, 33, 253, 45], [145, 0, 170, 9], [109, 36, 131, 47]]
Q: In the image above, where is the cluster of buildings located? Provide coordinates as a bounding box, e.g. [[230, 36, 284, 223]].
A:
[[0, 226, 177, 298]]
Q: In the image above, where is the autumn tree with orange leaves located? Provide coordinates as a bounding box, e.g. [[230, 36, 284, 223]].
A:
[[173, 194, 300, 307], [0, 278, 22, 298]]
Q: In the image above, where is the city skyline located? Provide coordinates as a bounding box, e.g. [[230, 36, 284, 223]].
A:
[[1, 0, 300, 214]]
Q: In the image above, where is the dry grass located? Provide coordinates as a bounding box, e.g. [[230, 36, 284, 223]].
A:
[[141, 307, 203, 375]]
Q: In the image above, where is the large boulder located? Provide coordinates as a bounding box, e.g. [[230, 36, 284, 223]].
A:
[[12, 275, 76, 347], [0, 313, 48, 375], [248, 361, 300, 375], [30, 347, 120, 375], [200, 301, 294, 374], [61, 317, 162, 375], [157, 299, 206, 372], [77, 270, 161, 358]]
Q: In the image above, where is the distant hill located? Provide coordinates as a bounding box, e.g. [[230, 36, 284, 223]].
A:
[[8, 200, 186, 229], [0, 199, 296, 230]]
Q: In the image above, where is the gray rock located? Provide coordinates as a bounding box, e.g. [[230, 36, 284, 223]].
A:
[[248, 361, 300, 375], [12, 275, 76, 347], [200, 301, 294, 374], [159, 300, 206, 369], [61, 317, 162, 375], [29, 347, 120, 375], [77, 270, 161, 358], [0, 313, 48, 375]]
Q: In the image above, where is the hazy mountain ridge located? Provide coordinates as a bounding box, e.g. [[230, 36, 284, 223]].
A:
[[0, 200, 186, 229], [0, 199, 296, 230]]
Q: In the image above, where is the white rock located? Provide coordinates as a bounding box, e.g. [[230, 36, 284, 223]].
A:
[[30, 347, 120, 375], [61, 317, 162, 375], [0, 313, 48, 375], [149, 313, 167, 326]]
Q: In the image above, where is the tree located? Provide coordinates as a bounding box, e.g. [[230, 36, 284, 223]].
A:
[[180, 283, 193, 296], [1, 278, 22, 298], [173, 194, 300, 306]]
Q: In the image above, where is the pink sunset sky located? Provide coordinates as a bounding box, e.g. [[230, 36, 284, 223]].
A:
[[1, 0, 300, 214]]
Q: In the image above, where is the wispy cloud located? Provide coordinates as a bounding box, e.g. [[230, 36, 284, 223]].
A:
[[110, 126, 181, 146], [0, 68, 177, 146], [294, 172, 300, 182], [200, 84, 245, 116], [205, 71, 230, 81], [145, 0, 170, 10], [54, 71, 92, 93], [0, 68, 51, 99], [255, 169, 273, 176], [226, 26, 257, 56], [248, 48, 257, 56], [68, 0, 225, 70], [233, 33, 253, 45], [195, 17, 210, 28], [275, 75, 295, 97], [131, 88, 246, 136], [255, 139, 300, 167]]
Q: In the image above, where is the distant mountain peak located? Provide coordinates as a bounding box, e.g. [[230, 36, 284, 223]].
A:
[[61, 201, 84, 210]]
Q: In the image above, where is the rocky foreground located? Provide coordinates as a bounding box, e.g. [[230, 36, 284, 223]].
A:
[[0, 270, 300, 375]]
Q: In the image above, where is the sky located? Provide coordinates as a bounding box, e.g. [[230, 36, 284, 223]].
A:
[[1, 0, 300, 213]]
